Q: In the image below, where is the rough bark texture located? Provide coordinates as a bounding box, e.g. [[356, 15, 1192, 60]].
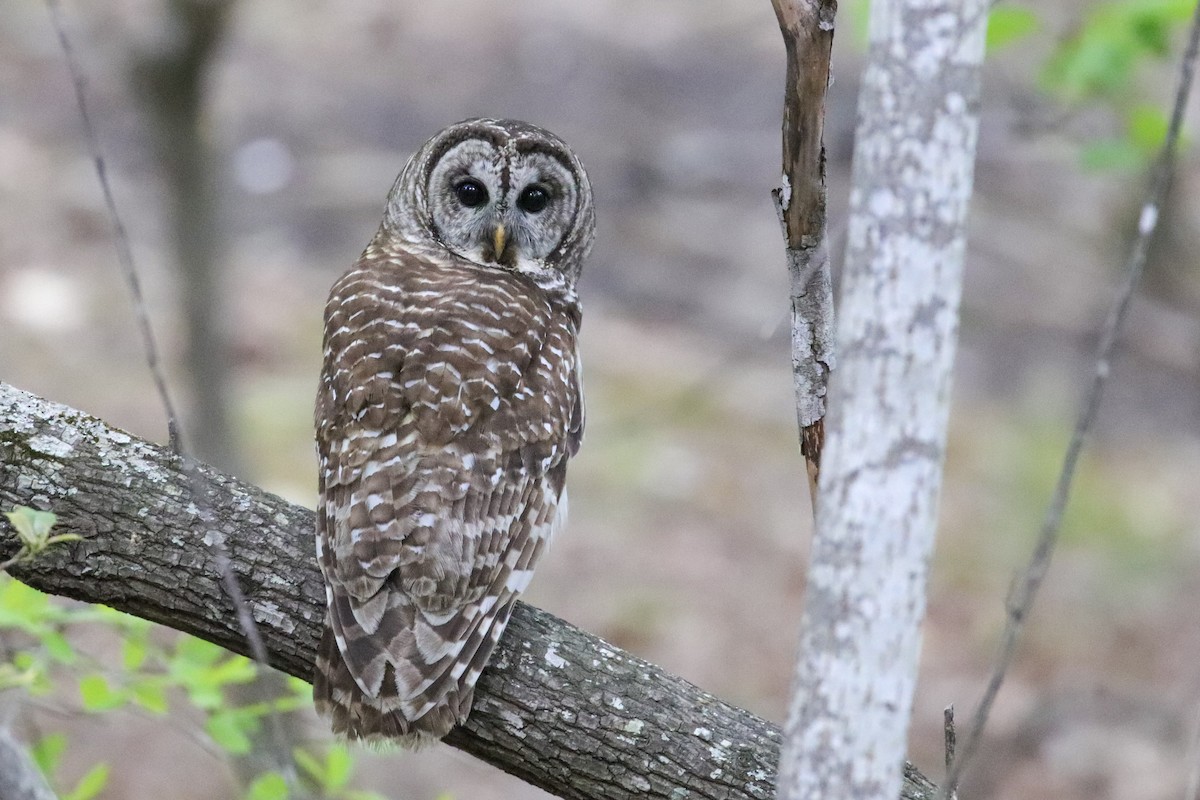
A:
[[776, 1, 988, 799], [770, 0, 837, 501], [0, 382, 941, 800]]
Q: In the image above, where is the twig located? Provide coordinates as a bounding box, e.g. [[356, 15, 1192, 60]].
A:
[[941, 3, 1200, 796], [44, 2, 298, 790], [44, 0, 184, 454]]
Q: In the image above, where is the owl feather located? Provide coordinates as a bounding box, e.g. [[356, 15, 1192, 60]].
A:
[[313, 119, 592, 745]]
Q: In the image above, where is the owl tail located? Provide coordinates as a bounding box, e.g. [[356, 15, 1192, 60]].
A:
[[312, 621, 462, 747]]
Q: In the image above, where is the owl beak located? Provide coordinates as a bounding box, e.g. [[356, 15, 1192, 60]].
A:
[[492, 224, 507, 261]]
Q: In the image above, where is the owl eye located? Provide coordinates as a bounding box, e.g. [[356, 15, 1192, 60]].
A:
[[517, 185, 550, 213], [454, 178, 488, 208]]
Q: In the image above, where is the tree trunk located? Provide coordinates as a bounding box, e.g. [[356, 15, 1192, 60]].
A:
[[132, 0, 241, 475], [776, 1, 989, 798]]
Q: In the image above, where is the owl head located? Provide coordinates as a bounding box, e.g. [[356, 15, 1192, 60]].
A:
[[383, 118, 595, 289]]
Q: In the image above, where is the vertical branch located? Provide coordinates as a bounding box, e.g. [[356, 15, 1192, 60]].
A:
[[770, 0, 838, 507], [776, 1, 989, 799]]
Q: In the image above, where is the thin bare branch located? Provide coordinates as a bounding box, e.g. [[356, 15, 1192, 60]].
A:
[[941, 3, 1200, 796], [44, 2, 298, 788], [769, 0, 838, 505], [44, 0, 184, 454]]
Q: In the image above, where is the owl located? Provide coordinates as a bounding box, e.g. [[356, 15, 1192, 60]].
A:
[[312, 118, 594, 744]]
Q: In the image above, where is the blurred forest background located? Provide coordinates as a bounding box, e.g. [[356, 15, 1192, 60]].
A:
[[2, 1, 1199, 799]]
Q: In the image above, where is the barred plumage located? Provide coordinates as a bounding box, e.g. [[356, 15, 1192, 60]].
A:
[[313, 119, 594, 744]]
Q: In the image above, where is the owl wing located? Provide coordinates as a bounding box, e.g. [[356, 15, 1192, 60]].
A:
[[314, 252, 581, 742]]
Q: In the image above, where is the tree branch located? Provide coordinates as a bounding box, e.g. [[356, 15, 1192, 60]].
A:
[[0, 382, 941, 800], [770, 0, 837, 504]]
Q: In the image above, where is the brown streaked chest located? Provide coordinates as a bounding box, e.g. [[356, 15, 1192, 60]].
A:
[[330, 254, 581, 448]]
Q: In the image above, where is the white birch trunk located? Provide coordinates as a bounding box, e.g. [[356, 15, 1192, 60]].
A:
[[776, 2, 989, 799]]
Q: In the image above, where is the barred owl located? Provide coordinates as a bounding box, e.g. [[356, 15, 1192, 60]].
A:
[[312, 119, 594, 744]]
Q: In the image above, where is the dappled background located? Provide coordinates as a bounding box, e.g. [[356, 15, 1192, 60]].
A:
[[2, 1, 1200, 798]]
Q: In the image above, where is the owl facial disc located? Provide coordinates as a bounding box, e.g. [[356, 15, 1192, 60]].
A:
[[384, 118, 595, 289]]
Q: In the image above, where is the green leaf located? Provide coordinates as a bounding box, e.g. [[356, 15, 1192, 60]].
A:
[[293, 748, 323, 782], [1041, 0, 1195, 100], [1128, 104, 1170, 152], [171, 641, 253, 708], [42, 631, 77, 664], [295, 745, 361, 794], [10, 651, 53, 696], [206, 710, 254, 754], [4, 507, 58, 547], [64, 763, 109, 800], [0, 578, 50, 631], [31, 732, 67, 777], [130, 679, 169, 714], [987, 6, 1039, 52], [1080, 138, 1145, 170], [206, 654, 258, 686], [122, 635, 148, 671], [844, 0, 870, 45], [265, 693, 307, 714], [245, 772, 289, 800], [324, 745, 352, 790], [79, 674, 124, 712], [191, 686, 226, 710], [174, 635, 226, 668], [0, 663, 37, 691]]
